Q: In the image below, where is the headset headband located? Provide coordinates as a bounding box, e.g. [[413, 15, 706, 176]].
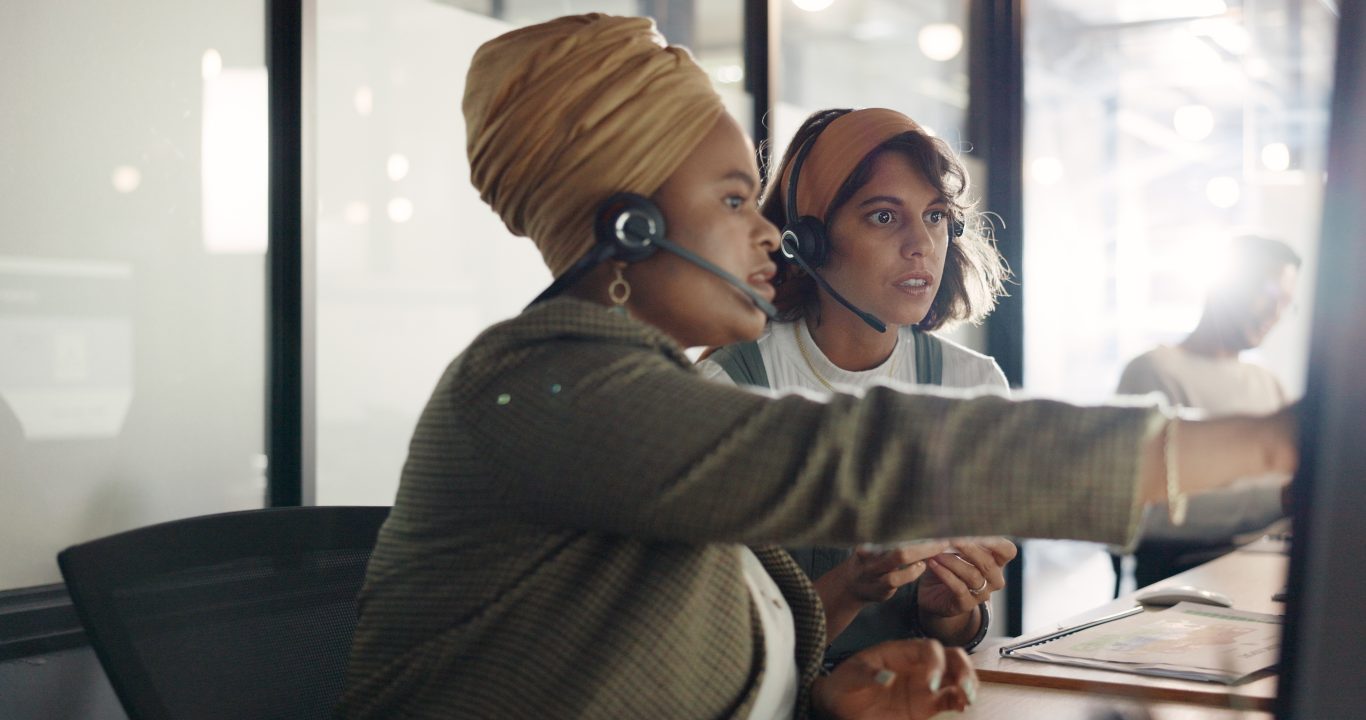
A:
[[780, 109, 925, 222]]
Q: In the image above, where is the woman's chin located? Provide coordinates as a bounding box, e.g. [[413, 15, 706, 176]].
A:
[[894, 303, 935, 328], [733, 311, 769, 343], [676, 312, 766, 350], [720, 310, 769, 346]]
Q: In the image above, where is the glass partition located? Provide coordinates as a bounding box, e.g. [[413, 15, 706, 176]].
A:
[[0, 1, 268, 589], [1021, 0, 1335, 629], [312, 0, 749, 505]]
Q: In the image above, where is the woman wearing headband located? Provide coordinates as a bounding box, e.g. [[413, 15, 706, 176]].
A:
[[699, 108, 1014, 664], [340, 14, 1297, 720]]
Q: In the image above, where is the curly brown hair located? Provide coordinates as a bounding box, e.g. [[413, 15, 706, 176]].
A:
[[763, 109, 1009, 331]]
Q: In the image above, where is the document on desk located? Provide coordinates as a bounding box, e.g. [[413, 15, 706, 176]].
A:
[[1002, 602, 1281, 684]]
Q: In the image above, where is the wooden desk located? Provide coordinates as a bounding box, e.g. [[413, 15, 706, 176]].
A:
[[955, 683, 1273, 719], [969, 545, 1287, 718]]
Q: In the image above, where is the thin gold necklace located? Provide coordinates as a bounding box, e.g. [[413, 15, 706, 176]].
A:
[[794, 321, 898, 392]]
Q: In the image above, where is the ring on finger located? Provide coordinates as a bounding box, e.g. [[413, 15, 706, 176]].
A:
[[968, 576, 988, 595]]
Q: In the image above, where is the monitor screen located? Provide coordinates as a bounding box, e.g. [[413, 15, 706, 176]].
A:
[[1276, 1, 1366, 717]]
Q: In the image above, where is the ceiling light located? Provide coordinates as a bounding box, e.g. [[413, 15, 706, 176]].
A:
[[918, 24, 964, 62], [1173, 105, 1215, 141], [111, 166, 141, 193], [716, 65, 744, 84], [1261, 143, 1291, 171]]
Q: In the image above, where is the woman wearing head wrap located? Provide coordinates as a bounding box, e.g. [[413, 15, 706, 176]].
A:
[[340, 14, 1297, 720], [699, 108, 1016, 665]]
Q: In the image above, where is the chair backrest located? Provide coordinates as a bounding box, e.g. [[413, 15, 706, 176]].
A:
[[58, 506, 390, 720]]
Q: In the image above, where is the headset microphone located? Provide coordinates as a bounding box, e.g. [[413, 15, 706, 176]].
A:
[[528, 193, 778, 320], [650, 235, 778, 318], [779, 233, 887, 333]]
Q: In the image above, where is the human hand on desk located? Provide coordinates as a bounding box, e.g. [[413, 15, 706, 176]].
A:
[[812, 638, 975, 719]]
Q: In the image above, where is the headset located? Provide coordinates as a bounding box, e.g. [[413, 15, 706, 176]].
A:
[[528, 192, 778, 319], [777, 129, 965, 333]]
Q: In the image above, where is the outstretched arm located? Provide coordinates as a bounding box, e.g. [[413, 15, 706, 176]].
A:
[[1135, 408, 1297, 508]]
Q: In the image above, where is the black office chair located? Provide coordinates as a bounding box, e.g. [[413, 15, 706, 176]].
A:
[[58, 506, 389, 720]]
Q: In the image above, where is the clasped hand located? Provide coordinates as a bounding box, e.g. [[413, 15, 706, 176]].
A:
[[915, 537, 1016, 618], [838, 541, 949, 604], [824, 537, 1016, 646], [812, 638, 976, 719], [839, 537, 1015, 613]]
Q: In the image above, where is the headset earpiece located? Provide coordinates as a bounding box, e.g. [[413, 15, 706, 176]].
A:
[[595, 192, 666, 263], [780, 133, 833, 269], [780, 216, 831, 268], [531, 190, 776, 316], [951, 216, 965, 239]]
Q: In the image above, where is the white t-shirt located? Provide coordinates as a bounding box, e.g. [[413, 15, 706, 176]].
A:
[[699, 321, 1008, 716], [737, 546, 799, 720], [1117, 345, 1288, 542], [697, 320, 1008, 395]]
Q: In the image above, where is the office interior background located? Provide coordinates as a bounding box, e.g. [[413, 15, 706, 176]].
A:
[[0, 0, 1339, 715]]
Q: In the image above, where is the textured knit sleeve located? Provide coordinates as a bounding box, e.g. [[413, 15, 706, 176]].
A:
[[454, 325, 1160, 549]]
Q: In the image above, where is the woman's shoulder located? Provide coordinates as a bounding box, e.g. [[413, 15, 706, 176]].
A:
[[912, 328, 1009, 390], [911, 328, 997, 366], [914, 329, 987, 360], [456, 298, 692, 388], [697, 324, 781, 386]]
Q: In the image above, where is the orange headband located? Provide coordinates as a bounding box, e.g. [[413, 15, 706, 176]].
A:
[[780, 108, 925, 222]]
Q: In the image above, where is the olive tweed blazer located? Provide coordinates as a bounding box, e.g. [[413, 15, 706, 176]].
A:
[[338, 298, 1160, 719]]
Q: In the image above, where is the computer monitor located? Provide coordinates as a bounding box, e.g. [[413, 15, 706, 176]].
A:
[[1275, 1, 1366, 717]]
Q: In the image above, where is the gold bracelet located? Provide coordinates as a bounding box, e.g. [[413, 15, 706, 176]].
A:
[[1166, 417, 1188, 526]]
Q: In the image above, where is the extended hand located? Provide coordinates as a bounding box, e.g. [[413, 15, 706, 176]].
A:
[[812, 638, 976, 720]]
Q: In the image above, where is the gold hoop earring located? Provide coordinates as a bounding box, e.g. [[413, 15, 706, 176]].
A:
[[608, 263, 631, 315]]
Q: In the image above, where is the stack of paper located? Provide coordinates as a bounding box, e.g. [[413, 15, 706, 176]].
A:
[[1003, 602, 1281, 684]]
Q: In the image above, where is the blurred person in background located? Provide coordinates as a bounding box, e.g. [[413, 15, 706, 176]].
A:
[[1116, 235, 1300, 588]]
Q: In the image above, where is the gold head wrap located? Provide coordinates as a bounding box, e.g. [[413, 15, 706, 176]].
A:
[[464, 14, 725, 277], [779, 108, 925, 222]]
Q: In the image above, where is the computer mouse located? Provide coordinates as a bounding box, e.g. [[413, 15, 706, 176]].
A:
[[1134, 584, 1234, 608]]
